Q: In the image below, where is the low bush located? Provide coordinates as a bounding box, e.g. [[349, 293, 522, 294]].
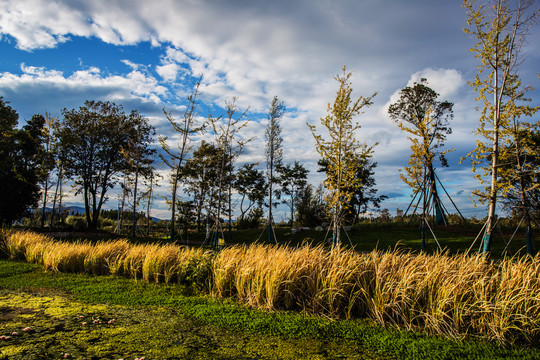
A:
[[65, 215, 87, 230]]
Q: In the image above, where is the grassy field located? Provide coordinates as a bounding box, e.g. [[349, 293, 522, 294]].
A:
[[1, 259, 539, 360], [40, 221, 534, 258]]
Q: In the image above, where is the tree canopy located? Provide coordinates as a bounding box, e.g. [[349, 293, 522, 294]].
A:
[[58, 100, 154, 230], [0, 98, 45, 225], [388, 79, 454, 192]]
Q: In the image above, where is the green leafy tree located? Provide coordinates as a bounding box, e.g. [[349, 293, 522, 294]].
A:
[[318, 153, 386, 224], [497, 78, 539, 255], [141, 167, 161, 236], [58, 100, 153, 230], [349, 155, 387, 223], [388, 79, 453, 191], [499, 124, 539, 254], [295, 184, 325, 227], [463, 0, 539, 252], [38, 113, 58, 228], [49, 116, 68, 228], [176, 200, 197, 238], [0, 98, 44, 225], [277, 161, 308, 227], [307, 67, 377, 246], [121, 110, 156, 239], [183, 141, 223, 231], [234, 163, 267, 227], [265, 96, 285, 242], [243, 206, 265, 229], [388, 79, 454, 247]]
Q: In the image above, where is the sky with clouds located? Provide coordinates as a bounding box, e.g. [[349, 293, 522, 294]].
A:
[[0, 0, 539, 221]]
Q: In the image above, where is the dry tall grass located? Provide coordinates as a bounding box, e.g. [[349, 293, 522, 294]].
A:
[[2, 230, 539, 345], [1, 230, 210, 286], [212, 243, 540, 345]]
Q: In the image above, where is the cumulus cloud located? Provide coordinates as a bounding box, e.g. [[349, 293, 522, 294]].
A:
[[156, 63, 180, 82], [121, 59, 141, 70], [381, 68, 465, 117], [406, 68, 464, 99], [0, 63, 168, 124]]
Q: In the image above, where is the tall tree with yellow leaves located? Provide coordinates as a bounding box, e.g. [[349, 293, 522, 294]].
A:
[[463, 0, 539, 253], [308, 67, 376, 246]]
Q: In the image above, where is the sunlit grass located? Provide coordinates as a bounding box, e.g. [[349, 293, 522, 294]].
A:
[[2, 229, 539, 346]]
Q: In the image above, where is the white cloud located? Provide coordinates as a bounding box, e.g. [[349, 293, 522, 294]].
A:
[[0, 0, 474, 114], [156, 63, 180, 82], [20, 64, 63, 77], [406, 68, 464, 99], [121, 59, 140, 70], [0, 63, 169, 127], [381, 68, 465, 116], [163, 47, 189, 64]]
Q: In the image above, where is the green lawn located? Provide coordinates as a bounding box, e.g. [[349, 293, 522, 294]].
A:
[[56, 221, 534, 259], [0, 259, 538, 360]]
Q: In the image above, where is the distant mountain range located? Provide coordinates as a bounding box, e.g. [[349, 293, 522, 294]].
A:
[[64, 206, 86, 215], [41, 205, 86, 215]]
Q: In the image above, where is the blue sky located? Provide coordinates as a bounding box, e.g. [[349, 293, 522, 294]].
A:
[[1, 0, 539, 221]]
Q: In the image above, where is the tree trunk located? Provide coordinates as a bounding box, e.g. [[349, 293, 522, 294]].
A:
[[40, 177, 48, 228], [50, 172, 60, 228], [228, 178, 232, 243], [290, 194, 294, 228], [333, 202, 340, 247], [132, 170, 139, 239], [268, 153, 273, 243], [50, 165, 63, 228], [83, 180, 92, 228], [171, 169, 179, 241], [117, 177, 129, 234], [57, 172, 63, 224], [483, 45, 501, 254], [514, 124, 536, 256], [146, 175, 153, 236]]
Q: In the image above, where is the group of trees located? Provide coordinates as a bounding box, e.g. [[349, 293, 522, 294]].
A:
[[0, 98, 44, 225], [0, 88, 384, 241], [162, 91, 383, 244], [379, 0, 539, 254], [305, 0, 540, 250], [0, 98, 157, 232], [0, 0, 538, 253]]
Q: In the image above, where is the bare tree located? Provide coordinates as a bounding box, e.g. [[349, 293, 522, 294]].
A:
[[265, 96, 285, 243], [159, 81, 204, 241]]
